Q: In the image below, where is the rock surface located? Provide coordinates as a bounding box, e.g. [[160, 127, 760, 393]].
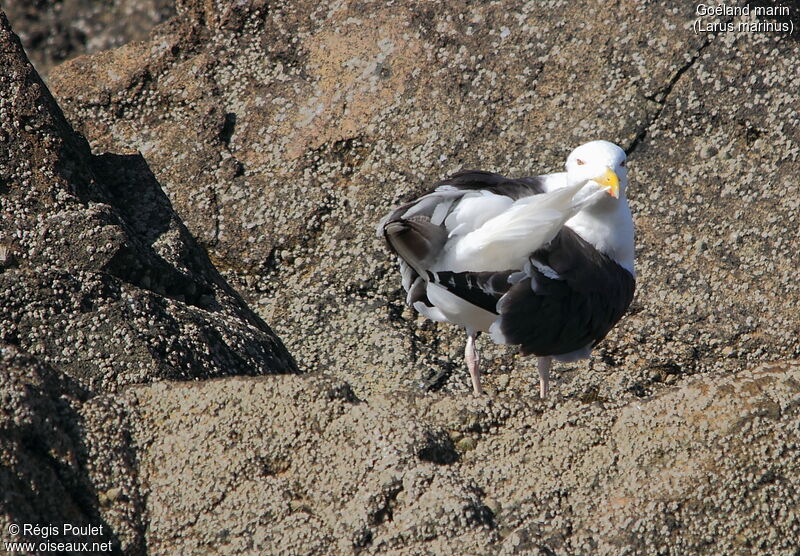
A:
[[1, 12, 294, 549], [0, 12, 296, 395], [77, 361, 800, 554], [48, 0, 800, 399], [2, 1, 800, 555], [4, 0, 175, 77], [0, 344, 119, 549]]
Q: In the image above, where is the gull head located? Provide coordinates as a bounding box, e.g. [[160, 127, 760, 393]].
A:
[[565, 140, 628, 200]]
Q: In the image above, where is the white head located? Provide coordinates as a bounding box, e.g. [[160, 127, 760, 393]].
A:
[[564, 140, 628, 201]]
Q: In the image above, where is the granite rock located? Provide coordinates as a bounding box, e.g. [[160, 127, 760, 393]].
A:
[[2, 2, 800, 554], [4, 0, 174, 76], [74, 361, 800, 554], [0, 12, 297, 396], [47, 0, 800, 399]]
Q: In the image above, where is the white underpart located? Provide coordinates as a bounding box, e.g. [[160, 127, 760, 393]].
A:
[[566, 196, 636, 276], [424, 282, 497, 332]]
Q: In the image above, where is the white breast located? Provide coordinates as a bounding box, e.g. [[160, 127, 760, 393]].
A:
[[566, 200, 636, 276]]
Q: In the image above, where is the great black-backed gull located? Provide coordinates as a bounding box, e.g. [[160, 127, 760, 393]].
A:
[[378, 140, 635, 397]]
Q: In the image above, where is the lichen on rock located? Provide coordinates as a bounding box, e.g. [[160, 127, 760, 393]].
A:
[[2, 1, 800, 554]]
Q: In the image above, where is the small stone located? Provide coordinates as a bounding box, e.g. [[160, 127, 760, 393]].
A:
[[456, 437, 477, 452], [700, 145, 718, 159], [0, 245, 15, 267], [105, 487, 122, 502]]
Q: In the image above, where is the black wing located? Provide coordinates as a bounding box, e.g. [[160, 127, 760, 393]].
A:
[[420, 227, 635, 357], [433, 170, 547, 199], [495, 228, 636, 356]]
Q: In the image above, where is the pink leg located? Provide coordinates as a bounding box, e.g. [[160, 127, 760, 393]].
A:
[[537, 356, 551, 399], [465, 331, 483, 395]]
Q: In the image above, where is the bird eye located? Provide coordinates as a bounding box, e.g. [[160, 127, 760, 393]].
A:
[[620, 160, 626, 167], [576, 159, 585, 166]]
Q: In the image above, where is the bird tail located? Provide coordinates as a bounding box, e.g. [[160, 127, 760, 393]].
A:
[[383, 216, 448, 279]]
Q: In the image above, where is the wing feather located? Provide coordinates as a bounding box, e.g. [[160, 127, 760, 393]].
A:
[[437, 182, 589, 272]]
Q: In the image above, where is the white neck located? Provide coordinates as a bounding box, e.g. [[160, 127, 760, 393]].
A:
[[566, 196, 636, 277]]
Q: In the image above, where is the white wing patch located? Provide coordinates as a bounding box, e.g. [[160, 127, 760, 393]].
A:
[[444, 191, 514, 238], [435, 182, 589, 273]]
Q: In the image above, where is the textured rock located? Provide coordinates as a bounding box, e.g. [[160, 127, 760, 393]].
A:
[[0, 344, 116, 548], [97, 375, 492, 554], [476, 361, 800, 554], [0, 10, 293, 551], [48, 0, 800, 399], [2, 2, 800, 555], [0, 11, 297, 395], [75, 361, 800, 554], [3, 0, 175, 76], [0, 9, 296, 551]]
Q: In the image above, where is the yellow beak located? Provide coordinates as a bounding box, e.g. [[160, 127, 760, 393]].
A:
[[593, 167, 620, 198]]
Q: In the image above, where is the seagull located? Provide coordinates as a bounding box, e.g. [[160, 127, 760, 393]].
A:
[[378, 140, 636, 397]]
